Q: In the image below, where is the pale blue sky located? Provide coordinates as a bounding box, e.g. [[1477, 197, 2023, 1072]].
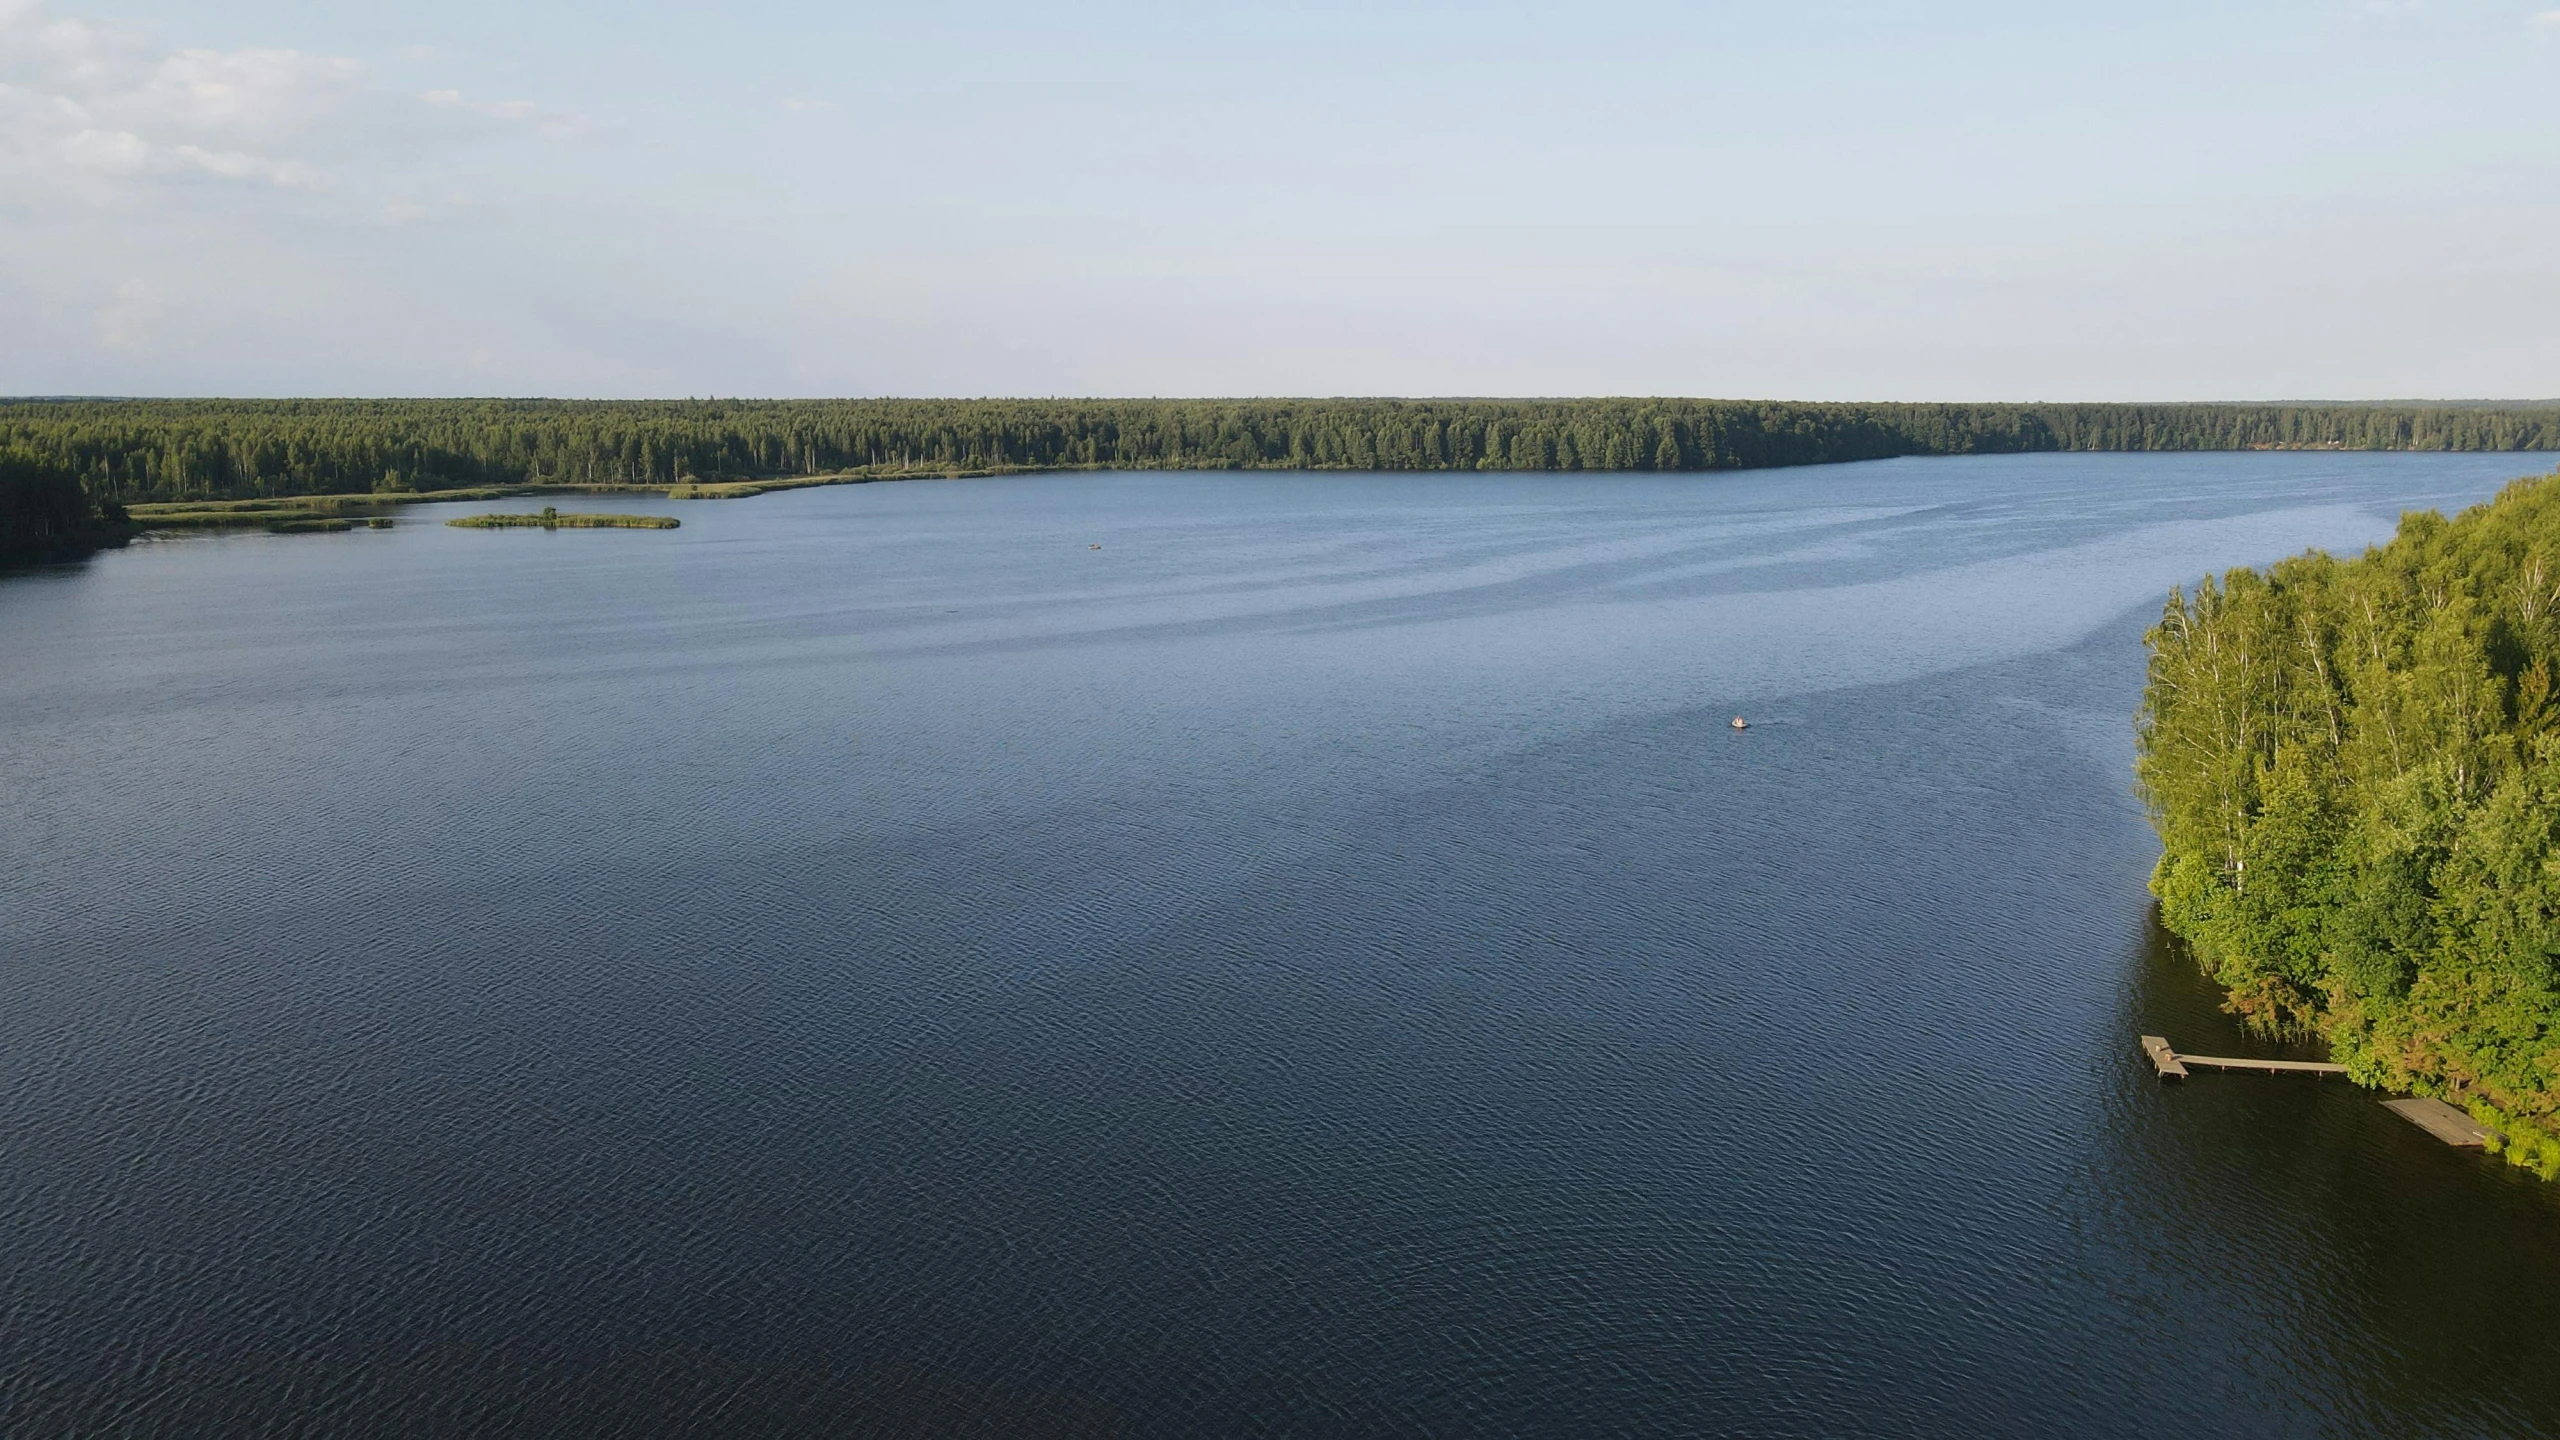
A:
[[2, 0, 2554, 398]]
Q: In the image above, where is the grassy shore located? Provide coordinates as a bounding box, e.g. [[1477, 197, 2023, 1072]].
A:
[[117, 463, 1042, 530], [128, 488, 507, 529], [662, 463, 1042, 498]]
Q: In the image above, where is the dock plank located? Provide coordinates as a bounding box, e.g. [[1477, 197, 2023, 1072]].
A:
[[2176, 1054, 2350, 1077], [2139, 1035, 2188, 1081], [2383, 1097, 2495, 1148]]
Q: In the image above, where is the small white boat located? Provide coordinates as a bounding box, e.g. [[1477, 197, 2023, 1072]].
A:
[[1730, 715, 1748, 730]]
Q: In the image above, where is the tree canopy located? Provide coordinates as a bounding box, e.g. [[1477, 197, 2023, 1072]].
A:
[[0, 446, 123, 564], [3, 397, 2554, 504], [2138, 469, 2560, 1174]]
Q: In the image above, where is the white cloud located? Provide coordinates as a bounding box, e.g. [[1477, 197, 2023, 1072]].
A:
[[3, 98, 325, 192], [421, 85, 591, 137], [0, 3, 354, 195], [168, 141, 325, 188], [53, 121, 143, 172], [779, 96, 834, 114], [2533, 8, 2560, 25], [0, 0, 613, 391], [3, 1, 594, 212], [129, 47, 361, 135]]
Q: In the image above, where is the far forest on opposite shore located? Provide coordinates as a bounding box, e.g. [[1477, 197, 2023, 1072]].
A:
[[3, 397, 2557, 509]]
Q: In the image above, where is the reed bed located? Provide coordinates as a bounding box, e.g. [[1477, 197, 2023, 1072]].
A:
[[130, 487, 506, 529], [446, 510, 679, 530]]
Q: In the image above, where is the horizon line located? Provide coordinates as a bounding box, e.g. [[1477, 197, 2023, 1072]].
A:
[[8, 395, 2560, 408]]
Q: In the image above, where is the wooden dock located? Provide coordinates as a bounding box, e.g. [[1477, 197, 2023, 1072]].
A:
[[2383, 1097, 2495, 1148], [2140, 1036, 2346, 1080], [2176, 1053, 2350, 1077], [2143, 1036, 2500, 1151], [2140, 1035, 2188, 1081]]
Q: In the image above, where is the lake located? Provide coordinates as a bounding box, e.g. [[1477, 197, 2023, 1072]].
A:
[[6, 454, 2560, 1437]]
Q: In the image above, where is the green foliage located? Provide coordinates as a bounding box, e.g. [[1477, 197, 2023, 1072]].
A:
[[123, 489, 512, 529], [3, 397, 2553, 506], [0, 444, 124, 562], [2138, 470, 2560, 1174]]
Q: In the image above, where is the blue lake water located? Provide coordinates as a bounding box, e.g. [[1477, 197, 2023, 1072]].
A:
[[7, 454, 2560, 1436]]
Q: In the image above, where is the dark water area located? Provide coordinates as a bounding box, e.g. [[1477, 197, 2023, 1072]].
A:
[[6, 454, 2560, 1437]]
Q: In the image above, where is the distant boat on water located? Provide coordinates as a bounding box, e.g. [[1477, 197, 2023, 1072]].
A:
[[1730, 715, 1748, 730]]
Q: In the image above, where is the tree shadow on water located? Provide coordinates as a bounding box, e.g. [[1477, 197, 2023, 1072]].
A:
[[2097, 908, 2560, 1438]]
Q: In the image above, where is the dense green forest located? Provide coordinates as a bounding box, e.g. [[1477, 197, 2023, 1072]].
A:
[[3, 398, 2555, 504], [2138, 470, 2560, 1175], [0, 446, 130, 564]]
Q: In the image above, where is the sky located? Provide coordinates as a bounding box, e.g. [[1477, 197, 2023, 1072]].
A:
[[0, 0, 2555, 400]]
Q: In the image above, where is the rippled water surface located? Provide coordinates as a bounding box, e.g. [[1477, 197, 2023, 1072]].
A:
[[9, 455, 2560, 1437]]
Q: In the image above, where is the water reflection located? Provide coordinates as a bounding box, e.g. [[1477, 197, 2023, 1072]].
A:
[[2110, 910, 2560, 1437], [6, 455, 2560, 1436]]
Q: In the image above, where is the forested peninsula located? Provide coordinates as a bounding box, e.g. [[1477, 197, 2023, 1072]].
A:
[[0, 446, 133, 564], [2139, 471, 2560, 1175], [5, 398, 2557, 506]]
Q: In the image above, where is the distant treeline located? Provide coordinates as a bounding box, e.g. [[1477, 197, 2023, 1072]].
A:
[[3, 398, 2556, 504], [2138, 471, 2560, 1175]]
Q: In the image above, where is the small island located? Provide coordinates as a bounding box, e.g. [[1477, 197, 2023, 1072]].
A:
[[2138, 468, 2560, 1177], [447, 507, 679, 530]]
